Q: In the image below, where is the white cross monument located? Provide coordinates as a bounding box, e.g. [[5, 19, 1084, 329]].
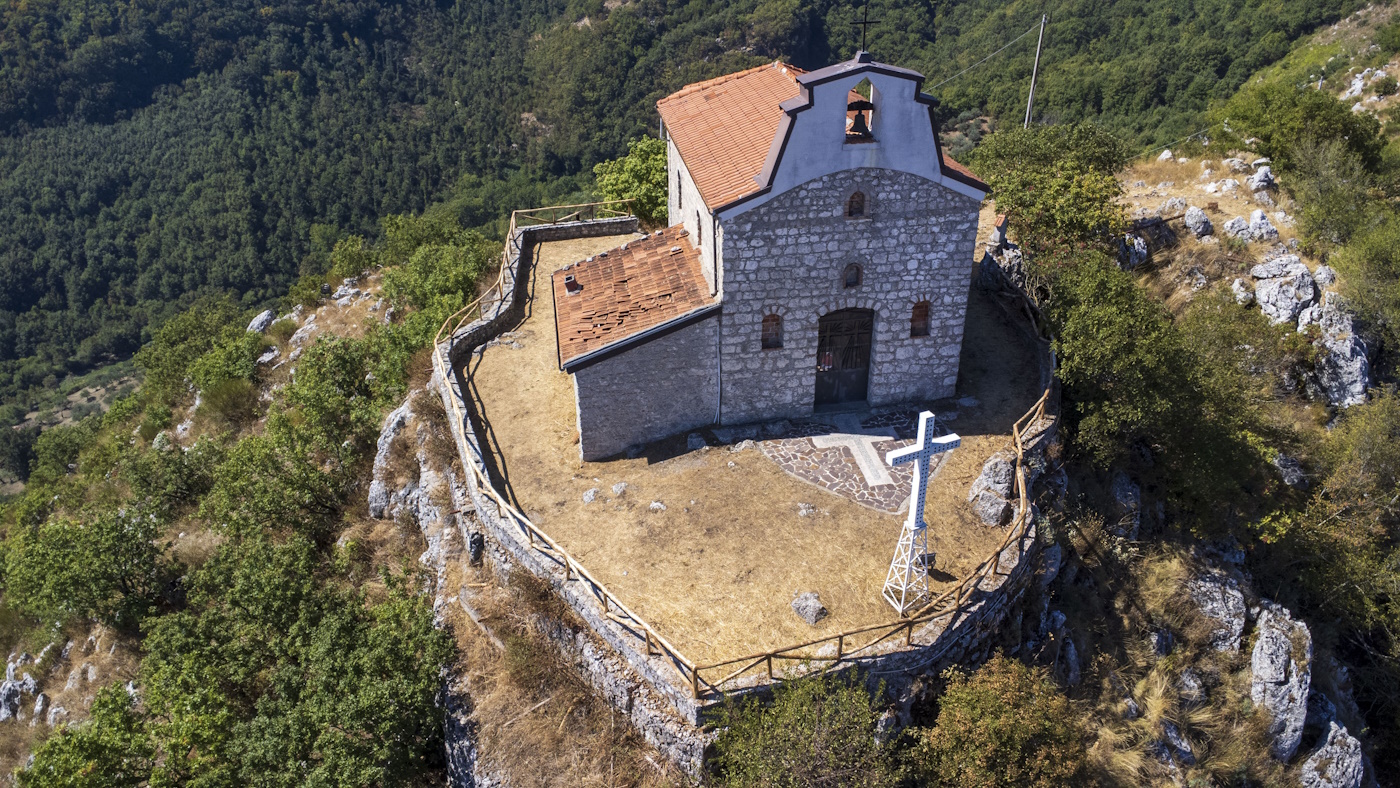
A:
[[882, 411, 960, 616]]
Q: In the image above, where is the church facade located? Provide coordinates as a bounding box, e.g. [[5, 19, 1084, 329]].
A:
[[553, 52, 988, 460]]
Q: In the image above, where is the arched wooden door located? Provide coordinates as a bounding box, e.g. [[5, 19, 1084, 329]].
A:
[[815, 308, 873, 406]]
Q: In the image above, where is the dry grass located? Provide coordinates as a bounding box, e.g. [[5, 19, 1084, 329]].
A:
[[466, 234, 1039, 666], [0, 624, 142, 781], [440, 557, 685, 787]]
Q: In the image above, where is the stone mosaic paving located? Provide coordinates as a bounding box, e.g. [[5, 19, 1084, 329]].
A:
[[745, 409, 957, 513]]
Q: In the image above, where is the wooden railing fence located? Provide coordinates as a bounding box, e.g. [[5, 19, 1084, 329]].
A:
[[434, 202, 1054, 700]]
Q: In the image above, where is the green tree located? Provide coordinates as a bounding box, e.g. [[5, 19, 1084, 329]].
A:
[[1216, 82, 1383, 172], [3, 508, 170, 629], [1287, 137, 1379, 250], [912, 655, 1086, 788], [20, 685, 154, 788], [713, 671, 899, 788], [592, 137, 669, 226]]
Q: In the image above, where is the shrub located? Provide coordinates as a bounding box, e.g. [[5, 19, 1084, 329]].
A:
[[1288, 137, 1379, 250], [136, 298, 242, 404], [1375, 75, 1399, 97], [0, 424, 40, 482], [199, 378, 260, 425], [268, 318, 297, 345], [1332, 214, 1400, 361], [20, 685, 153, 788], [1216, 82, 1383, 172], [592, 136, 669, 226], [911, 655, 1087, 788], [712, 671, 899, 788]]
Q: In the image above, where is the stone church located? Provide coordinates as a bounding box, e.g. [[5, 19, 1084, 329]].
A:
[[553, 51, 988, 460]]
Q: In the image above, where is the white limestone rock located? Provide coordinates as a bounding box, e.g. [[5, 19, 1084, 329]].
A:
[[1224, 216, 1251, 239], [967, 452, 1014, 526], [1314, 265, 1337, 287], [1250, 209, 1280, 242], [1119, 234, 1148, 269], [1314, 293, 1371, 408], [1160, 197, 1187, 214], [368, 399, 413, 519], [791, 592, 828, 626], [1247, 165, 1276, 192], [1251, 602, 1312, 761], [1273, 455, 1308, 488], [30, 693, 47, 727], [1232, 278, 1255, 306], [246, 309, 275, 333], [1250, 254, 1306, 280], [648, 500, 667, 513], [1223, 157, 1249, 172], [1184, 205, 1213, 237], [582, 487, 599, 504], [1255, 268, 1317, 326], [611, 482, 628, 496], [289, 322, 318, 347], [1157, 149, 1175, 162], [1186, 570, 1246, 652], [1300, 722, 1364, 788]]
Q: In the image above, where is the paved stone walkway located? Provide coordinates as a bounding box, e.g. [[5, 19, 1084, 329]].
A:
[[753, 409, 957, 513]]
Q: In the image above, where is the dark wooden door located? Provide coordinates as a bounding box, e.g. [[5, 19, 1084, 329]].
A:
[[815, 308, 873, 405]]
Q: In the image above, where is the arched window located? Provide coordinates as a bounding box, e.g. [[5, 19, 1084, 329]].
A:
[[846, 191, 866, 218], [761, 314, 783, 349], [842, 264, 863, 289], [910, 301, 931, 337]]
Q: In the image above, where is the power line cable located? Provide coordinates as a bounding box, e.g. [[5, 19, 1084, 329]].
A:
[[1140, 123, 1220, 158], [929, 23, 1042, 90]]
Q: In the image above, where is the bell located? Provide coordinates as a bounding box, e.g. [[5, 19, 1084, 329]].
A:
[[849, 110, 871, 137]]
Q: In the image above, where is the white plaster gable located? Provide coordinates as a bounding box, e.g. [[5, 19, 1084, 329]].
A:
[[716, 58, 985, 220]]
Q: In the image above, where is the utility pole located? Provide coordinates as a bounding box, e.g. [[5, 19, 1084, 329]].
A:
[[1024, 13, 1047, 128]]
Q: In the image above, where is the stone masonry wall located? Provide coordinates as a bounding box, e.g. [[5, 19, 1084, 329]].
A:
[[574, 314, 719, 461], [719, 167, 980, 424]]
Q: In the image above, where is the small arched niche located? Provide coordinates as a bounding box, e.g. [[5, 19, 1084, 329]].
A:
[[846, 190, 866, 218], [842, 263, 864, 289], [910, 301, 931, 337]]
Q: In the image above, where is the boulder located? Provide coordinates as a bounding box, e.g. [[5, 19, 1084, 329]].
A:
[[582, 488, 599, 504], [1109, 472, 1141, 540], [1300, 722, 1364, 788], [46, 704, 67, 727], [0, 679, 20, 722], [1184, 206, 1213, 237], [1158, 720, 1196, 766], [611, 481, 629, 496], [1219, 178, 1241, 193], [1036, 543, 1063, 588], [1255, 268, 1317, 326], [1223, 157, 1249, 172], [648, 501, 667, 513], [1251, 602, 1312, 761], [1179, 668, 1207, 707], [1186, 570, 1246, 652], [1160, 197, 1187, 214], [246, 309, 275, 333], [1298, 303, 1323, 333], [1250, 254, 1307, 280], [1232, 278, 1255, 306], [1247, 165, 1276, 192], [1273, 455, 1308, 489], [968, 452, 1015, 526], [1157, 149, 1175, 162], [289, 322, 318, 347], [1314, 294, 1371, 408], [1250, 209, 1280, 242], [1119, 234, 1148, 269], [1223, 216, 1251, 239], [791, 592, 828, 626], [30, 693, 47, 727], [1314, 265, 1337, 287], [368, 400, 413, 519]]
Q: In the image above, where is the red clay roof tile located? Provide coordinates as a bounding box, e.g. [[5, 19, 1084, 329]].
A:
[[553, 226, 716, 367]]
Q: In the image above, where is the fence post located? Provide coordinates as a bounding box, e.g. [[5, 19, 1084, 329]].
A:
[[766, 656, 774, 679], [836, 634, 844, 661]]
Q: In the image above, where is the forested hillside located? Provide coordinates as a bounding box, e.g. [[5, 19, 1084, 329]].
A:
[[0, 0, 1365, 444]]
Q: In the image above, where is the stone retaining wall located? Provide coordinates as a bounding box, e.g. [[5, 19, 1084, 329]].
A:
[[433, 214, 1059, 777]]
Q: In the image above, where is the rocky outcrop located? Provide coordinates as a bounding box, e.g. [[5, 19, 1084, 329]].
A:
[[1254, 263, 1316, 326], [1300, 722, 1364, 788], [1251, 602, 1312, 761], [1119, 234, 1148, 269], [247, 309, 275, 333], [1272, 455, 1308, 489], [1184, 206, 1213, 237], [967, 453, 1014, 526], [1232, 278, 1255, 305], [369, 400, 414, 519], [1186, 570, 1246, 652], [1313, 294, 1371, 408]]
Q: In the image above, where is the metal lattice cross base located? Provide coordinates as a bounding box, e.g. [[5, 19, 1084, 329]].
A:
[[882, 520, 930, 615], [882, 411, 960, 616]]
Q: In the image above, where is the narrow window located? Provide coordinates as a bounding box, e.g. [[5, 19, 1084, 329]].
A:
[[846, 78, 875, 141], [910, 301, 931, 337], [696, 211, 702, 245], [842, 264, 863, 289], [846, 191, 866, 218], [761, 314, 783, 349]]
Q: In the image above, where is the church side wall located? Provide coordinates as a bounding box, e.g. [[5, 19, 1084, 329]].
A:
[[718, 168, 980, 424], [574, 314, 720, 461], [666, 136, 716, 294]]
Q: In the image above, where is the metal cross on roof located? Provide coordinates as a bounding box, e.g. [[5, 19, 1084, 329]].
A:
[[882, 411, 960, 616], [855, 3, 881, 53]]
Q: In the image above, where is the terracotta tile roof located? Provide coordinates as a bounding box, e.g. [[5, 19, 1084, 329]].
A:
[[658, 62, 806, 209], [554, 226, 717, 367], [658, 62, 987, 207]]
